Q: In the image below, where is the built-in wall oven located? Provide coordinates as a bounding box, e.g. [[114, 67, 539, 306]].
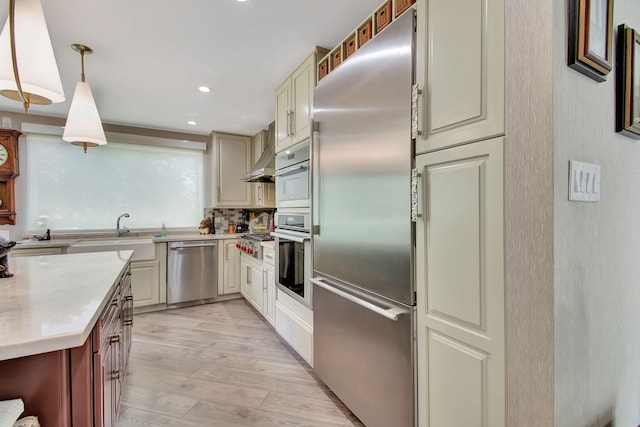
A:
[[274, 142, 309, 208], [271, 211, 311, 307]]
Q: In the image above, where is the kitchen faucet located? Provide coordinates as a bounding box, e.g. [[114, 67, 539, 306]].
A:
[[116, 213, 130, 237]]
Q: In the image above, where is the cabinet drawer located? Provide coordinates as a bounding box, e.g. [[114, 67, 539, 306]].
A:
[[263, 248, 275, 266], [93, 302, 119, 352]]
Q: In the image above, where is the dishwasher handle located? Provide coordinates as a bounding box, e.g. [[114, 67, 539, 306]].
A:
[[170, 242, 218, 250]]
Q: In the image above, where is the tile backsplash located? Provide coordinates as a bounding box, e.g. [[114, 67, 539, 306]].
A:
[[204, 208, 274, 234]]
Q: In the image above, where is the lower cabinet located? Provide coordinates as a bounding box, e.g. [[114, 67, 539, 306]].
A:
[[218, 238, 241, 295], [262, 245, 275, 326], [0, 265, 132, 427], [240, 253, 264, 312], [130, 261, 160, 306], [274, 290, 313, 366], [93, 265, 132, 427], [415, 138, 505, 427], [130, 243, 166, 312], [240, 247, 276, 327]]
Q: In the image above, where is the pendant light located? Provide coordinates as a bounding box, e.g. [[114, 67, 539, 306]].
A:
[[63, 44, 106, 153], [0, 0, 65, 113]]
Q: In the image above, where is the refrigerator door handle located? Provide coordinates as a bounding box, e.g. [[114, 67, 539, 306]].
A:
[[310, 277, 409, 321]]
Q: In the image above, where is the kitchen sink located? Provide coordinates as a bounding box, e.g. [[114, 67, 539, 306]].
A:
[[67, 238, 156, 261]]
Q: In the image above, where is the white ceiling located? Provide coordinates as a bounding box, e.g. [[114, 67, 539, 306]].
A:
[[0, 0, 383, 136]]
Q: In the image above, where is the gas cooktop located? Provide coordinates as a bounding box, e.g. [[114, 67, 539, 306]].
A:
[[237, 233, 272, 259]]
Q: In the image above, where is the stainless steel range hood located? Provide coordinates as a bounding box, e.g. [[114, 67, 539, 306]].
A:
[[243, 121, 275, 183]]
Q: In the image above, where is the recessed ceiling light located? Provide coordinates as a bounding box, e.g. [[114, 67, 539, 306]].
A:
[[237, 0, 247, 2], [187, 121, 197, 125], [198, 86, 211, 93]]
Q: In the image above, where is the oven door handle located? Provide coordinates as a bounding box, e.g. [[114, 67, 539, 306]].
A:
[[310, 277, 409, 322], [273, 162, 309, 177], [271, 230, 310, 243]]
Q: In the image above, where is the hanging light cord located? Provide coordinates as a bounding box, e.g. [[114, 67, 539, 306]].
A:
[[8, 0, 29, 113], [78, 47, 87, 153], [79, 48, 86, 83]]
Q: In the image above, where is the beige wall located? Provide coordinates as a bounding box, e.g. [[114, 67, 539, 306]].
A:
[[505, 0, 555, 425], [554, 0, 640, 425]]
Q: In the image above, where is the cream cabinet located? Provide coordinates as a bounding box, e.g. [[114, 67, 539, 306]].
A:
[[262, 245, 275, 326], [252, 129, 275, 208], [211, 133, 253, 208], [218, 238, 241, 295], [275, 47, 329, 154], [240, 253, 264, 313], [130, 261, 160, 306], [415, 0, 504, 154], [275, 290, 313, 366], [130, 243, 167, 312], [415, 137, 505, 427]]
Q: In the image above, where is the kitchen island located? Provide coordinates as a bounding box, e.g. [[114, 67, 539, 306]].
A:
[[0, 251, 133, 427]]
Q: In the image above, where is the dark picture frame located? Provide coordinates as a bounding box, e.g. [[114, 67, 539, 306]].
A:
[[616, 24, 640, 139], [568, 0, 614, 82]]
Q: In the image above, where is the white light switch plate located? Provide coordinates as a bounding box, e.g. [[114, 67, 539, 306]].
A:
[[1, 117, 11, 129], [569, 160, 600, 202]]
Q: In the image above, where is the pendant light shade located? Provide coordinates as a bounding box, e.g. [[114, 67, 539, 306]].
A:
[[63, 44, 106, 153], [63, 81, 107, 148], [0, 0, 65, 109]]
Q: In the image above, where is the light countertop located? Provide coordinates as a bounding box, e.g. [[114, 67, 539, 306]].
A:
[[14, 239, 79, 249], [13, 233, 244, 249], [0, 251, 133, 361], [151, 233, 244, 242]]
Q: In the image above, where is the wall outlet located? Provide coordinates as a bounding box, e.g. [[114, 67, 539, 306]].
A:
[[1, 117, 11, 129], [569, 160, 600, 202]]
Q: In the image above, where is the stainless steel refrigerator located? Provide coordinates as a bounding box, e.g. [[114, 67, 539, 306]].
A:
[[311, 10, 416, 427]]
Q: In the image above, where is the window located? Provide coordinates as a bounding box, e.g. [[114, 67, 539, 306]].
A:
[[24, 134, 204, 231]]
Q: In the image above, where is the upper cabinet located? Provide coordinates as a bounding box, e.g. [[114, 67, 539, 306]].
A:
[[415, 0, 504, 154], [252, 130, 275, 208], [211, 133, 252, 208], [275, 47, 329, 154]]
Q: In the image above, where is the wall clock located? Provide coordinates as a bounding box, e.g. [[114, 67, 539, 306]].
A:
[[0, 130, 19, 178], [0, 130, 21, 225]]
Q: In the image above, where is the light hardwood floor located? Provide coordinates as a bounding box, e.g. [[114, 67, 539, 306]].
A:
[[116, 299, 364, 427]]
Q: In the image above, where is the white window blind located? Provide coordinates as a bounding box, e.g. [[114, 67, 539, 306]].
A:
[[24, 134, 204, 231]]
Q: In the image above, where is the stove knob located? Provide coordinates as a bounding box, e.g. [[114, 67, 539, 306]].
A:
[[235, 243, 241, 249], [249, 248, 254, 255]]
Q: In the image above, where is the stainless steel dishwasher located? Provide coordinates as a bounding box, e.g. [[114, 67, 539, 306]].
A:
[[167, 240, 218, 308]]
